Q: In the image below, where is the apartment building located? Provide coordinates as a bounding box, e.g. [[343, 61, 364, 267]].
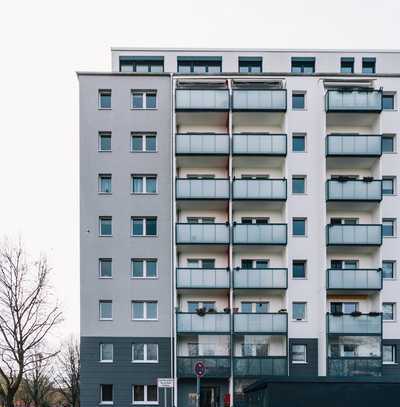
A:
[[78, 48, 400, 407]]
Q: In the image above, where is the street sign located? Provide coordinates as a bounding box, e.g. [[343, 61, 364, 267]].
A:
[[194, 361, 206, 377], [157, 378, 175, 388]]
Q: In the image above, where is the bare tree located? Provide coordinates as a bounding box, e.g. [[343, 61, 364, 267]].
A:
[[54, 337, 80, 407], [0, 240, 63, 407]]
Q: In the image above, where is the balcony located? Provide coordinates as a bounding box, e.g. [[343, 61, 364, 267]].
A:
[[325, 90, 382, 113], [232, 179, 287, 201], [176, 223, 230, 245], [177, 357, 231, 378], [176, 312, 230, 334], [327, 313, 382, 336], [232, 134, 287, 156], [234, 357, 288, 377], [176, 179, 230, 201], [326, 179, 382, 202], [176, 268, 230, 289], [233, 224, 287, 246], [233, 268, 287, 290], [176, 133, 230, 156], [326, 224, 382, 246], [326, 135, 382, 157], [232, 89, 287, 112], [175, 89, 230, 111], [327, 268, 382, 291], [327, 357, 382, 377], [233, 313, 288, 335]]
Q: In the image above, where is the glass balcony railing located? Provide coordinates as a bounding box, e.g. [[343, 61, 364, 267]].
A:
[[176, 133, 230, 155], [327, 268, 382, 290], [176, 312, 230, 333], [326, 180, 382, 202], [176, 179, 230, 200], [232, 134, 287, 156], [234, 268, 287, 289], [233, 313, 288, 334], [327, 313, 382, 335], [326, 224, 382, 246], [234, 357, 288, 377], [233, 224, 287, 245], [176, 223, 230, 245], [326, 90, 382, 112], [175, 89, 230, 111], [232, 89, 287, 111], [176, 268, 230, 289], [327, 357, 382, 377], [233, 179, 287, 201], [177, 357, 231, 378], [326, 135, 382, 157]]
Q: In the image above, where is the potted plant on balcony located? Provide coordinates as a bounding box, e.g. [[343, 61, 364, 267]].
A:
[[224, 307, 230, 313], [233, 307, 239, 313], [207, 308, 216, 313], [278, 309, 287, 313], [331, 311, 343, 316], [363, 176, 373, 182], [351, 311, 362, 317], [369, 311, 380, 316], [196, 307, 206, 316]]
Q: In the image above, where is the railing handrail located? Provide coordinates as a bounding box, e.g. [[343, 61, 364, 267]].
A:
[[235, 267, 288, 271], [176, 222, 229, 226], [233, 356, 287, 359], [177, 356, 230, 359], [176, 311, 229, 315], [176, 132, 230, 135], [327, 312, 382, 316], [176, 177, 230, 181], [327, 133, 382, 137], [177, 267, 229, 270], [327, 267, 382, 271], [234, 222, 287, 226], [235, 312, 288, 315], [233, 132, 287, 136], [233, 178, 286, 182], [327, 223, 382, 227], [327, 356, 382, 360], [327, 179, 381, 183]]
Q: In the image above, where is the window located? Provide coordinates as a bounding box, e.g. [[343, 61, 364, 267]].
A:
[[100, 384, 113, 404], [239, 57, 262, 73], [382, 135, 395, 153], [293, 260, 306, 279], [131, 133, 157, 152], [99, 301, 112, 320], [382, 261, 396, 279], [291, 57, 315, 74], [131, 217, 157, 236], [132, 343, 159, 363], [292, 176, 306, 194], [292, 302, 307, 320], [292, 92, 305, 109], [177, 57, 222, 73], [119, 57, 164, 73], [331, 260, 358, 269], [292, 134, 306, 152], [292, 344, 307, 363], [383, 345, 396, 364], [362, 57, 376, 74], [132, 385, 158, 405], [241, 302, 268, 313], [241, 217, 268, 225], [100, 343, 113, 363], [382, 177, 395, 195], [340, 57, 354, 74], [292, 218, 306, 236], [383, 303, 395, 321], [132, 175, 157, 194], [187, 259, 216, 269], [98, 132, 112, 152], [131, 259, 157, 278], [343, 344, 358, 357], [330, 302, 358, 314], [383, 93, 395, 110], [382, 218, 396, 237], [330, 218, 358, 225], [98, 90, 111, 109], [241, 259, 269, 269], [99, 174, 112, 194], [131, 91, 157, 109], [188, 301, 216, 312], [99, 217, 112, 236], [188, 217, 216, 224], [242, 342, 268, 357], [99, 259, 112, 278], [132, 301, 158, 320]]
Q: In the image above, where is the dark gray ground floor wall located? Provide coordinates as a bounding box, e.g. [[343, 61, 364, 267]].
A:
[[382, 339, 400, 377], [81, 337, 172, 407], [289, 338, 318, 377]]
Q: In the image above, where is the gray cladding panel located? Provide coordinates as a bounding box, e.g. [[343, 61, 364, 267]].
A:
[[289, 338, 318, 377]]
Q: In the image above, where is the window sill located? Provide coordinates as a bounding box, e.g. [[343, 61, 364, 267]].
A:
[[99, 403, 114, 406], [131, 193, 159, 196], [383, 319, 397, 323], [99, 235, 113, 238], [99, 319, 113, 321], [132, 360, 159, 364], [98, 108, 112, 111], [130, 108, 158, 111], [99, 360, 113, 364], [383, 361, 397, 365], [132, 319, 159, 322], [131, 235, 159, 238], [131, 151, 159, 154], [131, 277, 159, 280], [99, 277, 113, 280], [292, 361, 308, 364], [98, 192, 112, 195], [292, 319, 307, 322], [132, 403, 159, 406], [98, 150, 112, 153]]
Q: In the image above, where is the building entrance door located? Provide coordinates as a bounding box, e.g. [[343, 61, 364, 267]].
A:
[[200, 386, 219, 407]]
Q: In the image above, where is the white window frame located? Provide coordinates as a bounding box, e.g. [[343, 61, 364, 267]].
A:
[[98, 89, 112, 110], [98, 131, 112, 152], [99, 217, 112, 237], [98, 174, 112, 194], [132, 301, 158, 321], [100, 343, 113, 363], [131, 133, 157, 153], [131, 175, 158, 194], [100, 384, 113, 405], [292, 302, 307, 321], [132, 384, 159, 405], [132, 343, 159, 363], [99, 258, 112, 279], [292, 344, 307, 364], [131, 217, 158, 237], [99, 301, 113, 321], [131, 259, 158, 279], [131, 90, 157, 110]]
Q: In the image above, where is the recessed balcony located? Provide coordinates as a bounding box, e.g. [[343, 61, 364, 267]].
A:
[[176, 133, 230, 156], [327, 357, 382, 377], [176, 312, 230, 334], [326, 224, 382, 247], [232, 89, 287, 112], [176, 223, 230, 246], [233, 313, 288, 335], [232, 133, 287, 156], [177, 357, 231, 378], [233, 357, 288, 377], [327, 268, 382, 292], [176, 267, 230, 290], [233, 268, 288, 290], [233, 223, 287, 246], [326, 90, 382, 113], [175, 89, 230, 112], [232, 179, 287, 201], [326, 135, 382, 157], [327, 313, 382, 336], [176, 178, 230, 202]]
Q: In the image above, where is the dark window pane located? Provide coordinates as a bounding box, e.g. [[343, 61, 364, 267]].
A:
[[146, 177, 157, 193], [241, 302, 252, 313], [100, 218, 112, 236], [100, 92, 111, 109], [382, 136, 394, 153], [132, 177, 143, 193], [292, 94, 305, 109], [132, 219, 144, 235], [293, 219, 306, 236], [362, 59, 375, 74], [146, 93, 157, 109], [146, 136, 157, 151], [382, 261, 394, 279], [241, 260, 253, 269], [383, 221, 394, 237], [256, 260, 268, 269], [293, 303, 306, 319], [146, 218, 157, 235], [256, 303, 268, 313], [340, 58, 354, 73], [147, 385, 158, 402], [132, 302, 144, 319], [100, 259, 112, 278], [202, 259, 215, 269], [292, 177, 305, 193], [132, 260, 144, 277], [131, 136, 143, 151], [133, 344, 144, 360], [382, 179, 394, 195], [99, 134, 111, 151], [291, 59, 315, 73], [383, 95, 394, 110], [146, 260, 157, 277], [188, 302, 198, 312], [292, 136, 305, 152], [147, 302, 158, 319], [134, 385, 144, 402], [132, 93, 143, 109], [101, 385, 113, 402], [293, 261, 306, 278], [147, 344, 158, 361]]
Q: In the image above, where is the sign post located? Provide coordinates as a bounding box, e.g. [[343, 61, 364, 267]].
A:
[[194, 361, 206, 407], [157, 378, 174, 407]]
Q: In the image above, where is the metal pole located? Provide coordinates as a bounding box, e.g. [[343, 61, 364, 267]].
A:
[[196, 376, 200, 407], [164, 388, 167, 407]]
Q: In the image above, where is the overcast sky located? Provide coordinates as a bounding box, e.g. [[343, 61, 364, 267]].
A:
[[1, 0, 399, 340]]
